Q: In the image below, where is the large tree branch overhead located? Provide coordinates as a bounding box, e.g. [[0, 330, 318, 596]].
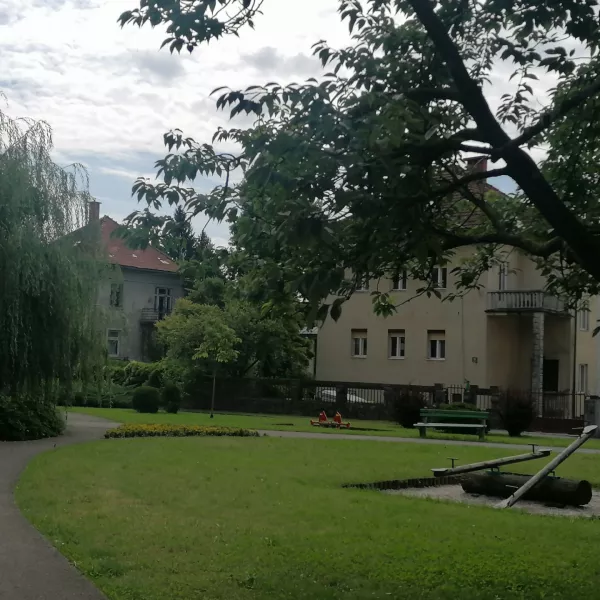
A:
[[407, 0, 600, 282]]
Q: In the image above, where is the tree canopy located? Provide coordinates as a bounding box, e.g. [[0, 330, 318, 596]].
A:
[[120, 0, 600, 319], [0, 106, 106, 407]]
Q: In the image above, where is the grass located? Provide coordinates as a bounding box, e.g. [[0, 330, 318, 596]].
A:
[[69, 406, 600, 450], [16, 436, 600, 600]]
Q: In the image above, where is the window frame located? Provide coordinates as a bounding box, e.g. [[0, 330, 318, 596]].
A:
[[579, 305, 590, 331], [388, 329, 406, 359], [498, 262, 508, 291], [351, 329, 368, 358], [154, 287, 173, 313], [432, 266, 448, 290], [578, 363, 589, 393], [355, 275, 369, 292], [109, 282, 123, 308], [427, 330, 446, 360], [391, 270, 407, 291], [107, 329, 121, 358]]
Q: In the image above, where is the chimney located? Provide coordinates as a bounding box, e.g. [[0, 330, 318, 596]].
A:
[[88, 200, 101, 223], [465, 156, 488, 176]]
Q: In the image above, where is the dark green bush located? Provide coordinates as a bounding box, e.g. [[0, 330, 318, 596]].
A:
[[72, 391, 86, 406], [497, 391, 535, 437], [132, 386, 160, 414], [434, 402, 491, 434], [123, 361, 155, 387], [393, 390, 427, 428], [162, 383, 181, 414], [109, 363, 128, 385], [0, 395, 65, 441], [146, 369, 163, 389]]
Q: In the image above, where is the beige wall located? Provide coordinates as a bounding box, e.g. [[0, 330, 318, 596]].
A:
[[316, 250, 599, 393]]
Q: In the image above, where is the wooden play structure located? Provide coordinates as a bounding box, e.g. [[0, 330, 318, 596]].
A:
[[310, 411, 350, 429], [431, 425, 598, 508]]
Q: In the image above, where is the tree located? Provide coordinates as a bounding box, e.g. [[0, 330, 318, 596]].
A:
[[156, 300, 240, 417], [0, 106, 105, 439], [119, 0, 600, 318], [117, 205, 201, 262]]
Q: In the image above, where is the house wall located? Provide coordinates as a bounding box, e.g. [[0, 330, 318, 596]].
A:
[[315, 249, 599, 393], [100, 267, 185, 361], [316, 252, 491, 386]]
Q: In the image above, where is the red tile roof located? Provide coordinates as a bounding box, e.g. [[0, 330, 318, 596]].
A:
[[100, 217, 179, 273]]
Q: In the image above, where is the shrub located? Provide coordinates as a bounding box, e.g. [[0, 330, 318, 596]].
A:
[[132, 386, 160, 414], [434, 402, 491, 434], [162, 383, 181, 414], [393, 390, 427, 428], [497, 391, 535, 437], [146, 369, 163, 389], [123, 361, 156, 387], [72, 391, 86, 406], [0, 394, 65, 441], [108, 362, 128, 385], [104, 424, 260, 439]]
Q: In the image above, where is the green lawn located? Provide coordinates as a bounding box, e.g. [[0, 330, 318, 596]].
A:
[[16, 436, 600, 600], [69, 406, 600, 450]]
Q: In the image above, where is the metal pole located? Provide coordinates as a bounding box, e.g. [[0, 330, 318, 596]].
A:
[[497, 425, 598, 509], [431, 450, 551, 477], [572, 309, 578, 418]]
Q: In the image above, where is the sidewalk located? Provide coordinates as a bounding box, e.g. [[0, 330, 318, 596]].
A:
[[259, 429, 600, 454], [0, 413, 117, 600]]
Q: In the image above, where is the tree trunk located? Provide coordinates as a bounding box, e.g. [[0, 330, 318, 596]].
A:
[[210, 368, 216, 419], [461, 472, 592, 506]]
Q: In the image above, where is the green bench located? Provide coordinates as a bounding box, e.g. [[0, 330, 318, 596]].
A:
[[414, 408, 490, 440]]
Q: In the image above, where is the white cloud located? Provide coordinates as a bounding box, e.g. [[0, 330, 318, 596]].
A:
[[0, 0, 575, 245]]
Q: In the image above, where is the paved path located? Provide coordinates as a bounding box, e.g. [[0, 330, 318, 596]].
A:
[[0, 412, 117, 600], [258, 429, 600, 454]]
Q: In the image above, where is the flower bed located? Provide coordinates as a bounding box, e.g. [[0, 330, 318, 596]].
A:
[[104, 424, 260, 439]]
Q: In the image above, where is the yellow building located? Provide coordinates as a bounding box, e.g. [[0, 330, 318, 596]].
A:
[[316, 249, 598, 406]]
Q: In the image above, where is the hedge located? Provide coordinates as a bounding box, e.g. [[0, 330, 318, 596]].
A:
[[104, 424, 261, 439]]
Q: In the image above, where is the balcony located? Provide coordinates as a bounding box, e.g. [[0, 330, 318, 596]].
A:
[[486, 291, 568, 315], [140, 308, 172, 323]]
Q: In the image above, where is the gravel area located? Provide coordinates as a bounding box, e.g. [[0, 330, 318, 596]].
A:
[[385, 485, 600, 518]]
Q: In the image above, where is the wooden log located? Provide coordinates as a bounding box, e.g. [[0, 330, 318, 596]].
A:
[[461, 472, 592, 506]]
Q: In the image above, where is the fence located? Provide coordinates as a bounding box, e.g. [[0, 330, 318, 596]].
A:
[[183, 377, 587, 433]]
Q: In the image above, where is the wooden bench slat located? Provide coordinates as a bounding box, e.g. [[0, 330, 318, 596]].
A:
[[414, 422, 486, 429], [421, 410, 489, 419]]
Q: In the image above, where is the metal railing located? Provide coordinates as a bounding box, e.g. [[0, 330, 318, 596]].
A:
[[140, 308, 172, 323], [486, 290, 567, 314]]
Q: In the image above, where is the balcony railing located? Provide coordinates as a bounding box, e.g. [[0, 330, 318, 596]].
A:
[[140, 308, 172, 323], [486, 291, 568, 315]]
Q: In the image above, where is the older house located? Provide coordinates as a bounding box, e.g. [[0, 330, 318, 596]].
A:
[[89, 202, 185, 361]]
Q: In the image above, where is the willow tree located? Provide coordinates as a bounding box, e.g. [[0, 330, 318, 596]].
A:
[[0, 107, 106, 440]]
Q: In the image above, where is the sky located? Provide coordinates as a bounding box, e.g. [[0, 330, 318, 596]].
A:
[[1, 0, 561, 247]]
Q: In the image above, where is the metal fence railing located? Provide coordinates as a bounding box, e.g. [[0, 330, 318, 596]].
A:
[[181, 377, 588, 431]]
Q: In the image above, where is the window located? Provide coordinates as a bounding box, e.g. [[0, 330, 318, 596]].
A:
[[107, 329, 120, 357], [578, 363, 589, 393], [498, 262, 508, 291], [579, 304, 590, 331], [155, 287, 172, 316], [391, 270, 407, 291], [432, 266, 447, 289], [110, 283, 123, 308], [427, 330, 446, 360], [351, 329, 368, 357], [356, 275, 369, 292], [388, 330, 405, 359]]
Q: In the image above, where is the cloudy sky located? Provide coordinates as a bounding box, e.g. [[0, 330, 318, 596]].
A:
[[2, 0, 556, 246], [1, 0, 352, 245]]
